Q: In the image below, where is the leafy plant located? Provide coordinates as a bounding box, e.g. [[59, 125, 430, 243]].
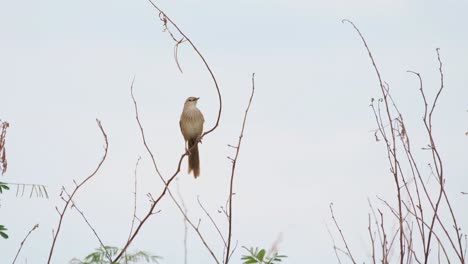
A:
[[0, 181, 9, 193], [241, 246, 287, 264], [69, 245, 161, 264], [0, 224, 8, 239], [0, 182, 8, 239]]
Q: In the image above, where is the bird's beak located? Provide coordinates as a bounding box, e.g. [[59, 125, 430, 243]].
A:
[[195, 97, 200, 101]]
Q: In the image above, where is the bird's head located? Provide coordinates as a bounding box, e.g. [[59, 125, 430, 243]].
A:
[[184, 96, 200, 107]]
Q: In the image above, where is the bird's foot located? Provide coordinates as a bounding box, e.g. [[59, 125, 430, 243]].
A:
[[185, 147, 192, 155]]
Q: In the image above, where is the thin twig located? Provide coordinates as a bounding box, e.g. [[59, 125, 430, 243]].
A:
[[329, 203, 357, 264], [225, 73, 256, 264], [114, 0, 227, 262], [67, 193, 112, 262], [326, 223, 343, 264], [115, 2, 225, 261], [344, 19, 405, 263], [114, 9, 224, 257], [197, 196, 227, 247], [130, 77, 165, 184], [127, 156, 141, 242], [11, 224, 39, 264], [47, 119, 108, 264], [147, 0, 222, 135], [368, 214, 377, 264], [125, 80, 221, 264], [0, 120, 9, 175]]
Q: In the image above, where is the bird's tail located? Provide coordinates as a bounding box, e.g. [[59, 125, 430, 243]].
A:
[[188, 138, 200, 178]]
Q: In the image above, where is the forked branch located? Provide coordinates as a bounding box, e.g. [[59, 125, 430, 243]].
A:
[[47, 119, 108, 263], [113, 1, 223, 261], [12, 224, 39, 264], [224, 73, 256, 263]]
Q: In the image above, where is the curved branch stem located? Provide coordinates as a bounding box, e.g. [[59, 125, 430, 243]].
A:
[[47, 119, 108, 264]]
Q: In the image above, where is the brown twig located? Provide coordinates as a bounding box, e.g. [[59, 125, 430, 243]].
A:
[[47, 119, 108, 264], [344, 19, 407, 263], [409, 49, 464, 263], [67, 192, 112, 263], [329, 203, 357, 264], [125, 80, 221, 264], [0, 119, 9, 175], [114, 1, 224, 256], [224, 73, 256, 264], [130, 77, 165, 183], [433, 49, 464, 263], [368, 214, 377, 264], [419, 49, 447, 263], [11, 224, 39, 264], [113, 152, 187, 262], [197, 196, 227, 248], [401, 200, 451, 262], [114, 1, 227, 261], [147, 0, 222, 135], [158, 12, 186, 74], [377, 196, 416, 262], [127, 156, 141, 242], [377, 210, 389, 264], [367, 44, 463, 263], [132, 81, 219, 263], [327, 223, 343, 264]]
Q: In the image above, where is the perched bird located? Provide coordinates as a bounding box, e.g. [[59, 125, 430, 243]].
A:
[[179, 96, 204, 178]]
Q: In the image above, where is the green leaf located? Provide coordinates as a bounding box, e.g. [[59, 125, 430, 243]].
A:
[[242, 245, 287, 264], [243, 259, 258, 264], [0, 182, 8, 194], [0, 231, 8, 239], [257, 249, 266, 261], [72, 245, 161, 264]]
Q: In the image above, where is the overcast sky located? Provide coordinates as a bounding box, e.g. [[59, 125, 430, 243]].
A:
[[1, 0, 467, 263]]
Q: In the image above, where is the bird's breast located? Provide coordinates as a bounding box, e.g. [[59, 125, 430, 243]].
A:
[[180, 109, 204, 139]]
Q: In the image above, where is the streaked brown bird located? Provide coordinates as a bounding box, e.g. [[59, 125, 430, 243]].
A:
[[179, 96, 204, 178]]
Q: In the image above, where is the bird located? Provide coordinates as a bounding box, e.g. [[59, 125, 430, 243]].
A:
[[179, 96, 204, 178]]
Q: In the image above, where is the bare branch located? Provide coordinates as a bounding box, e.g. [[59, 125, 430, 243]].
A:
[[225, 73, 256, 264], [112, 1, 227, 261], [47, 119, 108, 264], [197, 196, 227, 247], [147, 0, 222, 135], [127, 156, 141, 242], [329, 203, 357, 264], [368, 214, 377, 264], [124, 81, 221, 264], [11, 224, 39, 264], [67, 193, 112, 263], [130, 77, 165, 183], [0, 119, 9, 175], [326, 223, 343, 264]]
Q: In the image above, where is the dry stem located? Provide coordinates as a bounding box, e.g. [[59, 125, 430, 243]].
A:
[[47, 119, 108, 263], [224, 73, 256, 264], [11, 224, 39, 264]]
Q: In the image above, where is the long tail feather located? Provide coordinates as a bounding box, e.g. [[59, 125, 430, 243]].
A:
[[188, 138, 200, 178]]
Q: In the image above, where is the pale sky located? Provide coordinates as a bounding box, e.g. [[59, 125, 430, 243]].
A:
[[1, 0, 468, 263]]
